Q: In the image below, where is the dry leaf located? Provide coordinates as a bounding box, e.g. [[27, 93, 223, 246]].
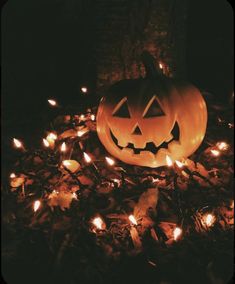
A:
[[134, 187, 159, 219]]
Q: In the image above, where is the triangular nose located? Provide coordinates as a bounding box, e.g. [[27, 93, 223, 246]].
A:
[[132, 124, 142, 135]]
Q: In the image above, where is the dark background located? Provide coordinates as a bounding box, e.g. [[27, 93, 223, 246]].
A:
[[1, 0, 234, 125]]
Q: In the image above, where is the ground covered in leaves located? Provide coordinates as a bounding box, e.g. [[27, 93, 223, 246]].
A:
[[1, 99, 234, 284]]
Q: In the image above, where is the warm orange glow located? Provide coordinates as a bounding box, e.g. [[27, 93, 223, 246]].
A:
[[83, 152, 92, 163], [216, 142, 228, 151], [175, 160, 184, 168], [43, 138, 50, 147], [90, 114, 95, 121], [47, 133, 57, 140], [13, 138, 22, 148], [10, 173, 16, 178], [210, 149, 220, 156], [33, 200, 41, 212], [173, 227, 182, 241], [80, 114, 85, 120], [129, 215, 138, 226], [62, 160, 71, 167], [48, 99, 57, 106], [72, 192, 78, 199], [202, 213, 216, 227], [230, 200, 234, 209], [60, 142, 67, 152], [105, 157, 115, 166], [92, 217, 104, 230], [159, 63, 163, 69], [77, 129, 88, 137], [166, 155, 173, 167], [81, 87, 88, 93]]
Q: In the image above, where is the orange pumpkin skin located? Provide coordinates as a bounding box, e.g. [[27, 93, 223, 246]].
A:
[[97, 55, 207, 168]]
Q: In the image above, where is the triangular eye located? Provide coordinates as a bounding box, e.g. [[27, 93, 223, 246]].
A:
[[143, 97, 165, 118], [113, 98, 131, 118]]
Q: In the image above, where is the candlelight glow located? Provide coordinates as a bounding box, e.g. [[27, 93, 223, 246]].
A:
[[216, 142, 228, 151], [210, 149, 220, 156], [13, 138, 22, 148], [60, 142, 67, 152], [159, 63, 163, 69], [10, 173, 16, 178], [83, 152, 92, 163], [81, 87, 88, 93], [43, 138, 50, 147], [105, 157, 115, 166], [173, 227, 182, 241], [175, 160, 184, 168], [202, 213, 216, 227], [48, 99, 57, 106], [90, 114, 95, 121], [33, 200, 41, 212], [166, 155, 173, 167], [92, 217, 104, 230], [129, 215, 138, 226]]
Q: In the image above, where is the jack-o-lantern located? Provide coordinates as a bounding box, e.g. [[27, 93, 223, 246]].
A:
[[97, 51, 207, 168]]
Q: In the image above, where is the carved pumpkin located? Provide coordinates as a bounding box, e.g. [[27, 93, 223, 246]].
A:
[[97, 52, 207, 168]]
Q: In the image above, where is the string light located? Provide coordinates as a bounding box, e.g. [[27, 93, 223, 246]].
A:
[[210, 149, 220, 156], [202, 213, 216, 228], [166, 155, 173, 167], [173, 227, 182, 241], [216, 142, 229, 151], [48, 99, 57, 106], [60, 142, 67, 152], [13, 138, 23, 148], [129, 215, 138, 226], [33, 200, 41, 212], [92, 217, 105, 230], [81, 87, 88, 94], [83, 152, 92, 163], [105, 157, 115, 166], [43, 138, 50, 147]]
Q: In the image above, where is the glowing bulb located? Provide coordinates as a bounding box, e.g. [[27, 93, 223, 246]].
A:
[[175, 160, 184, 168], [10, 173, 16, 178], [203, 213, 216, 227], [47, 133, 57, 140], [173, 227, 182, 241], [92, 217, 104, 230], [210, 149, 220, 156], [166, 155, 173, 167], [80, 114, 85, 120], [129, 215, 138, 226], [159, 63, 163, 69], [48, 99, 57, 106], [90, 114, 95, 121], [81, 87, 88, 93], [43, 138, 50, 147], [105, 157, 115, 166], [83, 152, 92, 163], [60, 142, 67, 152], [230, 200, 234, 209], [13, 138, 22, 148], [33, 200, 41, 212], [216, 142, 228, 151]]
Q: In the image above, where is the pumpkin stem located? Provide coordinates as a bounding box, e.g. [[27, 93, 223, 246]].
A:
[[141, 51, 161, 79]]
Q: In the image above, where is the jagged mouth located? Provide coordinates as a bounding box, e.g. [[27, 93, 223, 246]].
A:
[[110, 122, 180, 155]]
